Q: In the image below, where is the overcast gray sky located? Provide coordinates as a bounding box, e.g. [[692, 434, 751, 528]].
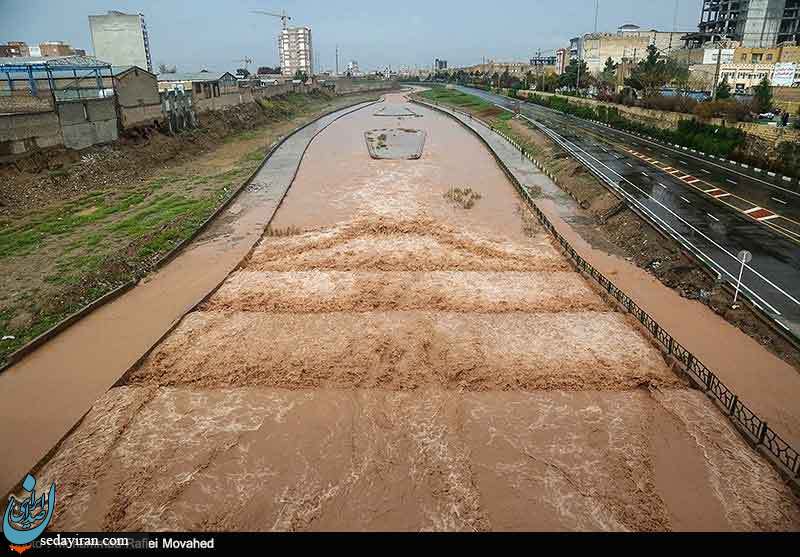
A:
[[1, 0, 702, 72]]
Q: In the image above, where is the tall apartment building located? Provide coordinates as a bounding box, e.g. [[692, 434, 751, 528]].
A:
[[689, 0, 800, 48], [279, 27, 313, 78], [89, 11, 153, 71]]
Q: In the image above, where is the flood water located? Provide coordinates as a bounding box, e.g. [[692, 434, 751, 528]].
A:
[[10, 92, 800, 532], [270, 94, 533, 240]]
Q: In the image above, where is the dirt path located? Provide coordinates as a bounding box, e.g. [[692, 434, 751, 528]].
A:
[[27, 92, 800, 532]]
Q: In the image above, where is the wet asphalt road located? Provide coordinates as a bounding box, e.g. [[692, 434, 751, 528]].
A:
[[455, 85, 800, 339]]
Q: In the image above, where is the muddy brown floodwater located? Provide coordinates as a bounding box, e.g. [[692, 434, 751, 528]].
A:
[[30, 92, 800, 532]]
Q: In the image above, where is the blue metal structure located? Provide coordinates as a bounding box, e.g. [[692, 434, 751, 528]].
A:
[[0, 55, 113, 99]]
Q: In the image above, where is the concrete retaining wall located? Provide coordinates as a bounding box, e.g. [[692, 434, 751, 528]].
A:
[[334, 79, 397, 95], [120, 103, 163, 129], [0, 110, 63, 158], [194, 83, 325, 113], [58, 98, 118, 150], [194, 91, 248, 114], [0, 81, 383, 161], [517, 90, 720, 130], [519, 89, 800, 147], [252, 84, 295, 101], [736, 122, 800, 143]]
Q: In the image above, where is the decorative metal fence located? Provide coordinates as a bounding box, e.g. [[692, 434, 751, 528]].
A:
[[415, 97, 800, 483]]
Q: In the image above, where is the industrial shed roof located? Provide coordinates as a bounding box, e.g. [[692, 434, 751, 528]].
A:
[[156, 71, 236, 83], [112, 65, 156, 78], [0, 55, 112, 70]]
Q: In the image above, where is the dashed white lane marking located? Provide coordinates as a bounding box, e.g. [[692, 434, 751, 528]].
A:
[[701, 169, 711, 174], [642, 172, 649, 177], [708, 213, 720, 222], [727, 179, 738, 185], [680, 196, 691, 204], [625, 148, 798, 235], [680, 160, 689, 165], [659, 183, 668, 189], [527, 118, 792, 314], [626, 162, 634, 168]]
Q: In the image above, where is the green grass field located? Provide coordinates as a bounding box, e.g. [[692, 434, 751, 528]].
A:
[[0, 91, 382, 367]]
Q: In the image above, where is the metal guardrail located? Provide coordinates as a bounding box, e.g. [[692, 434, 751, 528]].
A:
[[414, 97, 800, 484]]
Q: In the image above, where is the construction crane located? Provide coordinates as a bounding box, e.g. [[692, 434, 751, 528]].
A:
[[251, 9, 291, 29]]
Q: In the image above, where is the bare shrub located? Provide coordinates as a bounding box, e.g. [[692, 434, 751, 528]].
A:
[[444, 187, 483, 210], [693, 99, 750, 122], [265, 226, 303, 237]]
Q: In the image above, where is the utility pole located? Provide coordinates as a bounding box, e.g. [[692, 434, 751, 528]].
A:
[[712, 35, 723, 100], [335, 45, 339, 76], [540, 51, 545, 92], [673, 0, 680, 33], [576, 37, 583, 95], [594, 0, 599, 33]]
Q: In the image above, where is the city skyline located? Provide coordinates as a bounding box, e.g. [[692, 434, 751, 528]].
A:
[[1, 0, 702, 73]]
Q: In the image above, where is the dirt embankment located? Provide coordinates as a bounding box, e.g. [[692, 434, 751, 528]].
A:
[[0, 91, 381, 366], [0, 91, 342, 217]]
